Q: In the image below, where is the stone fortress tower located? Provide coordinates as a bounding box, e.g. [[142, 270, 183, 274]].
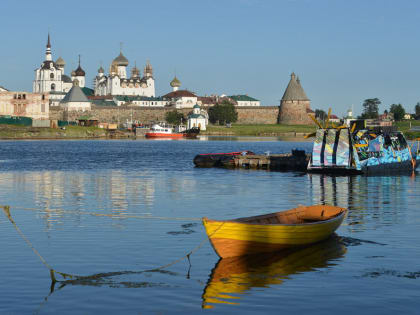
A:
[[278, 72, 314, 125]]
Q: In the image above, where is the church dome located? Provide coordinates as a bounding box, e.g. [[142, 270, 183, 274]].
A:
[[71, 70, 76, 76], [56, 56, 65, 67], [74, 65, 85, 76], [98, 66, 104, 73], [193, 104, 200, 109], [131, 63, 140, 78], [170, 76, 181, 87], [113, 52, 129, 66], [62, 74, 72, 83]]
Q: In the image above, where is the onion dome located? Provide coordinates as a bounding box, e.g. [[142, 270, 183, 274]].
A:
[[74, 65, 85, 76], [71, 70, 76, 77], [98, 66, 104, 73], [131, 62, 140, 78], [62, 74, 72, 83], [113, 52, 129, 66], [193, 104, 200, 109], [144, 60, 153, 77], [56, 56, 66, 67], [170, 76, 181, 88]]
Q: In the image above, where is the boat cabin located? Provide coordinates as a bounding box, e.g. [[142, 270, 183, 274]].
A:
[[150, 124, 173, 134]]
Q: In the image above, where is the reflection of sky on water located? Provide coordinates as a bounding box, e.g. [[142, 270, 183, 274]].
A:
[[0, 171, 164, 228], [0, 169, 416, 233], [308, 174, 414, 232]]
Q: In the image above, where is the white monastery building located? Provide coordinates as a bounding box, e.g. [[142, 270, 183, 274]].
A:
[[162, 76, 198, 108], [187, 104, 207, 131], [94, 52, 155, 97], [33, 34, 87, 106]]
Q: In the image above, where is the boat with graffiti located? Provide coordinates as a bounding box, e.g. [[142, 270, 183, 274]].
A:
[[307, 126, 420, 175]]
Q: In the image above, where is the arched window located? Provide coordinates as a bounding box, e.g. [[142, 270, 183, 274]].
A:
[[51, 83, 56, 91]]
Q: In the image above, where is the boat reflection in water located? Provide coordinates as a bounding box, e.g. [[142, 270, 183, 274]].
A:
[[202, 235, 347, 309]]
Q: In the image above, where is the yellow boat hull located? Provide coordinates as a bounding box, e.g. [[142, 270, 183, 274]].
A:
[[203, 205, 346, 258]]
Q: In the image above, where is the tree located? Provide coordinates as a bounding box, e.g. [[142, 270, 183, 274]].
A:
[[315, 109, 327, 122], [389, 103, 405, 121], [208, 100, 238, 125], [360, 98, 381, 119], [415, 102, 420, 119], [165, 110, 185, 125]]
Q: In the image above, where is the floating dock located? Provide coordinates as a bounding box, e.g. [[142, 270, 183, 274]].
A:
[[223, 153, 310, 171], [193, 150, 310, 172]]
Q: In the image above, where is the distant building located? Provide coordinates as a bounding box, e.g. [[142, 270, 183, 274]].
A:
[[197, 95, 235, 107], [187, 104, 207, 131], [162, 90, 198, 108], [344, 108, 354, 126], [162, 77, 198, 108], [229, 95, 260, 106], [379, 112, 394, 121], [0, 90, 49, 119], [278, 73, 313, 125], [329, 114, 341, 124], [113, 95, 167, 107], [0, 86, 8, 92], [94, 52, 155, 97], [60, 82, 91, 111], [33, 33, 87, 107], [404, 113, 414, 120]]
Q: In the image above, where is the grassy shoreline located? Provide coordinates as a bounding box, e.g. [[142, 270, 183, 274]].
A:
[[0, 125, 110, 139], [1, 122, 419, 140], [201, 124, 316, 136]]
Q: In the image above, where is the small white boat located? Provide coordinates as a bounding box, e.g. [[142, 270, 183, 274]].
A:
[[145, 124, 184, 139]]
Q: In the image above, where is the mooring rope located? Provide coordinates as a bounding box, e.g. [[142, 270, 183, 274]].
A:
[[10, 205, 202, 222], [2, 206, 58, 281], [1, 205, 224, 283]]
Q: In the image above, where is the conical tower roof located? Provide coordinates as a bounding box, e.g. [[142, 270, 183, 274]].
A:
[[281, 73, 309, 101], [61, 85, 89, 103]]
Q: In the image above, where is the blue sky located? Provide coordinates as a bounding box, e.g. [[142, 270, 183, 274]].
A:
[[1, 0, 420, 116]]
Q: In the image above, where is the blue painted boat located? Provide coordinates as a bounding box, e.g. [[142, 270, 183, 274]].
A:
[[308, 127, 420, 175]]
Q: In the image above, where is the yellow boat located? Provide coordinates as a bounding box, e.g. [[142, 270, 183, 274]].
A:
[[202, 205, 347, 258], [202, 236, 347, 308]]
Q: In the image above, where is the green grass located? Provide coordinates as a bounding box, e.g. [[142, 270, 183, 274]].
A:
[[395, 120, 420, 140], [203, 124, 316, 136], [0, 124, 107, 139]]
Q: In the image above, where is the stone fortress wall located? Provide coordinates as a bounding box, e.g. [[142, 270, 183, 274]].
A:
[[49, 106, 281, 125]]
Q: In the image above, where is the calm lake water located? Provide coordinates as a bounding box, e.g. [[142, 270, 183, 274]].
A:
[[0, 138, 419, 314]]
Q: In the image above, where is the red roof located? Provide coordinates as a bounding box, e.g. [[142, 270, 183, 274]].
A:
[[162, 90, 196, 98]]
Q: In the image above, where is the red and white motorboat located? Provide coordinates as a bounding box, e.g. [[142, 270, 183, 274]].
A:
[[145, 124, 184, 139]]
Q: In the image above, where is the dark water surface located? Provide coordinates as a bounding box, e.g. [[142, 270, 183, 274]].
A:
[[0, 139, 419, 314]]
